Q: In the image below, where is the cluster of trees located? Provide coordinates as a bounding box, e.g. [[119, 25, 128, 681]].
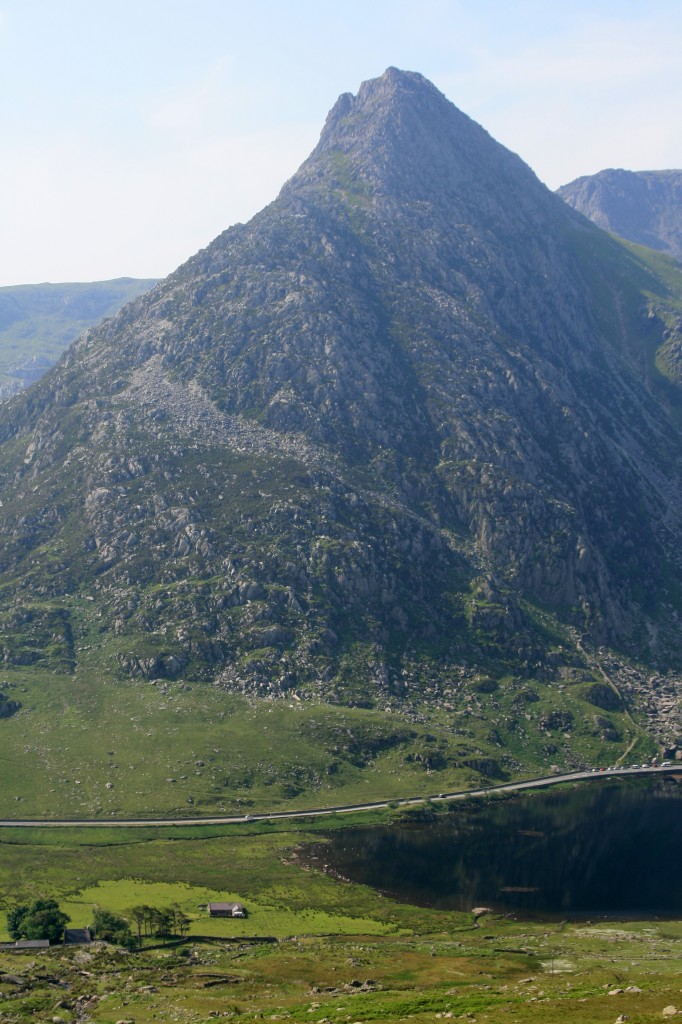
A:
[[7, 899, 70, 943], [6, 899, 190, 947], [90, 908, 135, 949], [127, 903, 190, 946]]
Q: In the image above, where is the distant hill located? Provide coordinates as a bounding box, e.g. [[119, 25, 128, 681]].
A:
[[557, 169, 682, 260], [0, 277, 158, 399]]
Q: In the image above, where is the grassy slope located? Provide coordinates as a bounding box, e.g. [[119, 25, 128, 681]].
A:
[[0, 661, 653, 819], [567, 221, 682, 378]]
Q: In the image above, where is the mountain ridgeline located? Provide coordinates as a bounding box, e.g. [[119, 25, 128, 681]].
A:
[[0, 277, 158, 400], [557, 168, 682, 261], [1, 69, 682, 725]]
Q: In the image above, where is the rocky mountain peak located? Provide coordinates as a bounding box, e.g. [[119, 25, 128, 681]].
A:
[[285, 67, 541, 214], [317, 66, 442, 145], [0, 69, 681, 729]]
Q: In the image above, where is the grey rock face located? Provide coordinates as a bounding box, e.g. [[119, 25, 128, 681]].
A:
[[557, 168, 682, 260], [0, 69, 681, 702]]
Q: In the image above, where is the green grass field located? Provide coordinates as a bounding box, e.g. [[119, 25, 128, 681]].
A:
[[0, 654, 651, 821]]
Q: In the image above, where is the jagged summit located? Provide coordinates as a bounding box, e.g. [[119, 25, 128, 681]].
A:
[[287, 67, 543, 212], [316, 66, 450, 149], [315, 66, 495, 157]]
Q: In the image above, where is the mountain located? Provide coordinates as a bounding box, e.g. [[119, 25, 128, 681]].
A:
[[1, 69, 682, 817], [557, 169, 682, 260], [0, 278, 158, 400]]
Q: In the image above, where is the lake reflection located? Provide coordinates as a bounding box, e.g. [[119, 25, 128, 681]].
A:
[[307, 777, 682, 918]]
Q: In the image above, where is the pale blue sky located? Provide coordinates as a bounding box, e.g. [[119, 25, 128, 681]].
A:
[[1, 0, 680, 286]]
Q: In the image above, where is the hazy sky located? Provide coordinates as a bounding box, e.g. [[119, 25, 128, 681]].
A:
[[1, 0, 680, 287]]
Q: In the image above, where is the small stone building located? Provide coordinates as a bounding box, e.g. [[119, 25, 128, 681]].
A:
[[207, 902, 245, 918]]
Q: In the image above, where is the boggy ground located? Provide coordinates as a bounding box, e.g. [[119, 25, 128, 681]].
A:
[[1, 814, 681, 1023]]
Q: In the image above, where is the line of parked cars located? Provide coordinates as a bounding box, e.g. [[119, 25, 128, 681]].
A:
[[590, 761, 673, 772]]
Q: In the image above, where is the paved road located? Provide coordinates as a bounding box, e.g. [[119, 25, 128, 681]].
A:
[[0, 765, 678, 829]]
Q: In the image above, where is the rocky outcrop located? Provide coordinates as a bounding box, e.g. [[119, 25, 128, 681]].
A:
[[0, 694, 21, 719], [582, 683, 623, 712]]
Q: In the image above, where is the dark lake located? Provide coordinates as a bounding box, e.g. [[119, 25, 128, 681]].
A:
[[305, 777, 682, 919]]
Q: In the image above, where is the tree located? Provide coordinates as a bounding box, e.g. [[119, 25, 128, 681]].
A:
[[7, 898, 69, 943], [150, 907, 173, 938], [128, 905, 147, 948], [90, 907, 134, 948], [125, 903, 190, 947], [7, 904, 30, 940], [140, 904, 155, 938], [170, 903, 190, 937]]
